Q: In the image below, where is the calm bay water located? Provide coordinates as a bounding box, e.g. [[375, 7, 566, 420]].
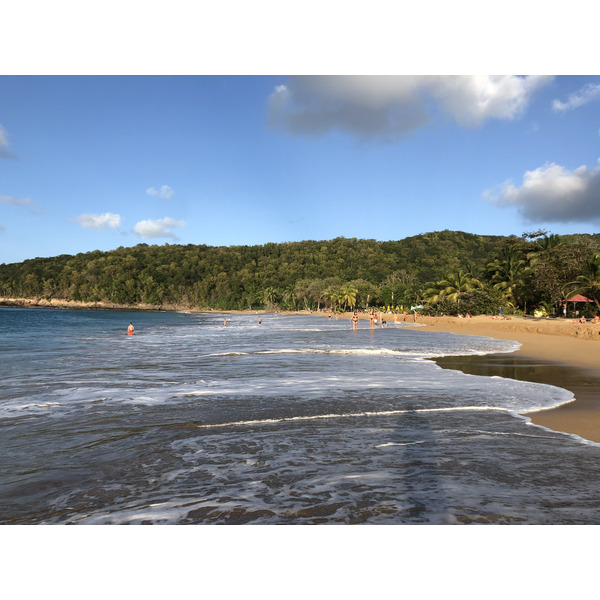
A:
[[2, 307, 600, 524]]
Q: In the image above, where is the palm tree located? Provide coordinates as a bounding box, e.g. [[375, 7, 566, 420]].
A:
[[487, 245, 529, 308], [527, 233, 563, 265], [262, 286, 279, 307], [425, 270, 482, 306], [325, 286, 341, 312], [564, 253, 600, 309], [339, 284, 358, 311], [282, 285, 297, 310]]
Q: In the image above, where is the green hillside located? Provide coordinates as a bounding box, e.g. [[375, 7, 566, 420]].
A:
[[2, 230, 599, 315]]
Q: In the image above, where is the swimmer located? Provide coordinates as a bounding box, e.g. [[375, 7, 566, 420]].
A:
[[128, 322, 134, 335]]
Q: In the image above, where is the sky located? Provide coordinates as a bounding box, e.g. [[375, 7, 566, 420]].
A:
[[1, 6, 600, 267]]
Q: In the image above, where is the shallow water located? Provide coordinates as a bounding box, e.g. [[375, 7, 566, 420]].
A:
[[2, 307, 600, 524]]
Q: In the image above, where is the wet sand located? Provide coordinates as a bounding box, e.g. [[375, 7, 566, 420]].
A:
[[307, 311, 600, 443], [415, 315, 600, 443]]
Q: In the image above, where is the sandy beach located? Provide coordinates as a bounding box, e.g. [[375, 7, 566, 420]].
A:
[[372, 313, 600, 444]]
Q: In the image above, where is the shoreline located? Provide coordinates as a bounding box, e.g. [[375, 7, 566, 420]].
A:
[[415, 315, 600, 443], [3, 297, 600, 443]]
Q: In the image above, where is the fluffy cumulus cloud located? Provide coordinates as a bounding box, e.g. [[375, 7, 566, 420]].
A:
[[146, 185, 175, 199], [485, 159, 600, 224], [552, 83, 600, 112], [0, 195, 32, 205], [0, 124, 15, 159], [266, 75, 553, 140], [76, 212, 122, 230], [133, 217, 186, 239]]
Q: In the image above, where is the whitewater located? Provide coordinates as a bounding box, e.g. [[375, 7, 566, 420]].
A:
[[2, 307, 600, 524]]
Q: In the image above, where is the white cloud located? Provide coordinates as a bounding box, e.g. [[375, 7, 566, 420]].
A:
[[0, 124, 15, 158], [485, 159, 600, 224], [266, 76, 553, 140], [0, 195, 32, 205], [133, 217, 186, 239], [552, 83, 600, 112], [146, 185, 175, 199], [76, 212, 122, 230]]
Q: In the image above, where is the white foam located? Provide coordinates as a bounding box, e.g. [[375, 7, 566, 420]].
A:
[[193, 405, 515, 429]]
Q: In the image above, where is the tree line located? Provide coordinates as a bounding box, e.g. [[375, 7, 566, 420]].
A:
[[1, 230, 599, 316]]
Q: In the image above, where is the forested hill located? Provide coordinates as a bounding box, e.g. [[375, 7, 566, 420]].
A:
[[1, 230, 599, 312]]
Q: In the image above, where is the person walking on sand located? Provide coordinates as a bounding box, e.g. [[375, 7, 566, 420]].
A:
[[351, 310, 359, 330], [128, 322, 134, 335]]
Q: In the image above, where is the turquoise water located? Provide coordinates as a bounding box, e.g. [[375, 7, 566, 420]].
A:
[[2, 307, 600, 524]]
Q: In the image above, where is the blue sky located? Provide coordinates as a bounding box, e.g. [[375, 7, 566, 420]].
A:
[[2, 74, 600, 265], [1, 1, 599, 265]]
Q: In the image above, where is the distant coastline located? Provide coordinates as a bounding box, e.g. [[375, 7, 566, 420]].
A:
[[0, 296, 221, 313]]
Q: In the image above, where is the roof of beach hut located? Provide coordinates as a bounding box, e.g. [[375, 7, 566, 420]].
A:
[[567, 294, 593, 302]]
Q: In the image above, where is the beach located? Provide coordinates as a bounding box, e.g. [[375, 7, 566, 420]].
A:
[[263, 308, 600, 444], [391, 314, 600, 443]]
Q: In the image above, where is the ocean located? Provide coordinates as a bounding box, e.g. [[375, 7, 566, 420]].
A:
[[2, 306, 600, 524]]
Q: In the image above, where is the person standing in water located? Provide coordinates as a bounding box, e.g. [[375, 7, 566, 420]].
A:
[[351, 310, 359, 330], [128, 322, 134, 335]]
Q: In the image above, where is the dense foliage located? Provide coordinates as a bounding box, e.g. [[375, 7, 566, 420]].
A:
[[2, 230, 599, 316]]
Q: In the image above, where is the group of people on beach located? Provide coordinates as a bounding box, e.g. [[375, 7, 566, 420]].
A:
[[348, 308, 418, 330], [576, 314, 600, 324]]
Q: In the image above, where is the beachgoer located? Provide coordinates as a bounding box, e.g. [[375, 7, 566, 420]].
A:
[[580, 315, 587, 324], [403, 310, 407, 322], [258, 317, 262, 325], [563, 303, 567, 318], [369, 309, 375, 329], [351, 310, 359, 330], [413, 310, 418, 322], [223, 319, 227, 326], [128, 322, 134, 335], [499, 306, 503, 318]]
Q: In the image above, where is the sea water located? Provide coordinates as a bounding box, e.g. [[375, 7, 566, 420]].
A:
[[1, 307, 600, 524]]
